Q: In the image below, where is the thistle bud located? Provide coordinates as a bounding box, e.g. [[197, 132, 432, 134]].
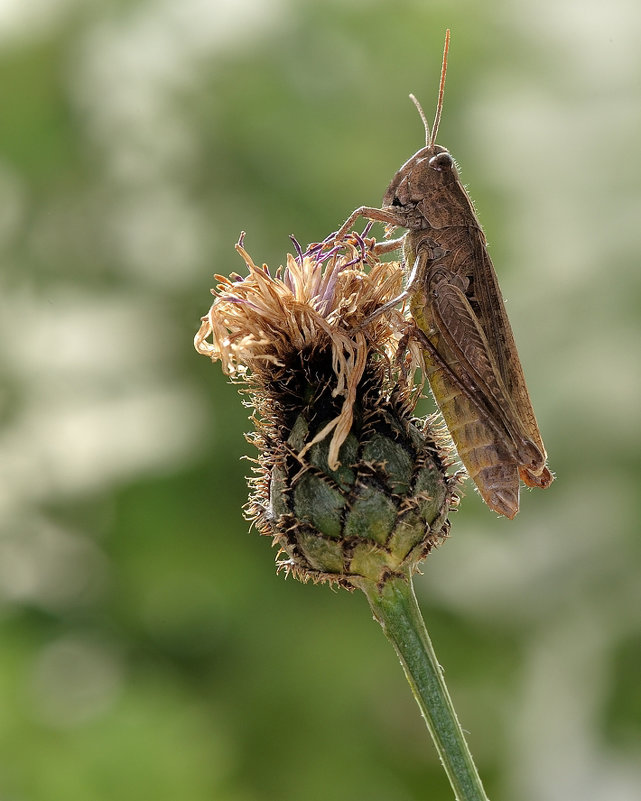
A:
[[195, 233, 458, 588]]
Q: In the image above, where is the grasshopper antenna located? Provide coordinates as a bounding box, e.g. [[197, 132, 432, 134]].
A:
[[409, 93, 430, 146], [430, 28, 450, 147]]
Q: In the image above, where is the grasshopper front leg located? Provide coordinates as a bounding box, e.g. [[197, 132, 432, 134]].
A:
[[335, 205, 404, 242]]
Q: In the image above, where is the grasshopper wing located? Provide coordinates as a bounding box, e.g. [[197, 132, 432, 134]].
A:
[[429, 276, 545, 475]]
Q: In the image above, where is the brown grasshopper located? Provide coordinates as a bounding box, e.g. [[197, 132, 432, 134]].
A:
[[335, 30, 553, 518]]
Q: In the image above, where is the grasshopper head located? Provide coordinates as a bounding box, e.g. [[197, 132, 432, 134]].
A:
[[381, 31, 456, 225], [382, 144, 458, 216]]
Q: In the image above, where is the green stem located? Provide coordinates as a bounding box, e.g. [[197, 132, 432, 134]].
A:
[[357, 573, 490, 801]]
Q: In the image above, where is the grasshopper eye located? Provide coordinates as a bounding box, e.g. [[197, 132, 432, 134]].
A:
[[429, 152, 453, 171]]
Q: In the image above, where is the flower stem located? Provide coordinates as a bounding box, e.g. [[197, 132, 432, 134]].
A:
[[357, 573, 490, 801]]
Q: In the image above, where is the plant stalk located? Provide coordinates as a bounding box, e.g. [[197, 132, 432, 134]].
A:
[[357, 573, 490, 801]]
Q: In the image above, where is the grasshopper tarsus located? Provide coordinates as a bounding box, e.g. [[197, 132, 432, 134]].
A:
[[520, 464, 554, 489]]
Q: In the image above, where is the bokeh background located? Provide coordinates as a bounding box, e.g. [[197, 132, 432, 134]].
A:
[[1, 0, 640, 799]]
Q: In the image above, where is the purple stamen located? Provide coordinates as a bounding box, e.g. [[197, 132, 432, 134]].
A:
[[226, 296, 263, 312], [315, 245, 341, 266], [289, 234, 304, 265], [283, 271, 295, 292], [353, 231, 367, 259], [305, 242, 323, 258]]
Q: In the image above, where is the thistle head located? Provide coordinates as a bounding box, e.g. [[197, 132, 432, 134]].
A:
[[195, 232, 458, 588]]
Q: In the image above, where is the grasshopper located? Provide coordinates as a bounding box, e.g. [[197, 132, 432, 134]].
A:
[[335, 30, 553, 517]]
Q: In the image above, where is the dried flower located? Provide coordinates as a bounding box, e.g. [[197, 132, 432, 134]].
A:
[[195, 232, 458, 588]]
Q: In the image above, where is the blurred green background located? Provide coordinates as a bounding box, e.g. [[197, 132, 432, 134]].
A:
[[1, 0, 640, 799]]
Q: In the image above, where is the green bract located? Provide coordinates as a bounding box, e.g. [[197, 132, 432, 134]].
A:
[[260, 390, 452, 587]]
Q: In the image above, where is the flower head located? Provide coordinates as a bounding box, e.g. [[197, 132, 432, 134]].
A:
[[195, 232, 457, 587]]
